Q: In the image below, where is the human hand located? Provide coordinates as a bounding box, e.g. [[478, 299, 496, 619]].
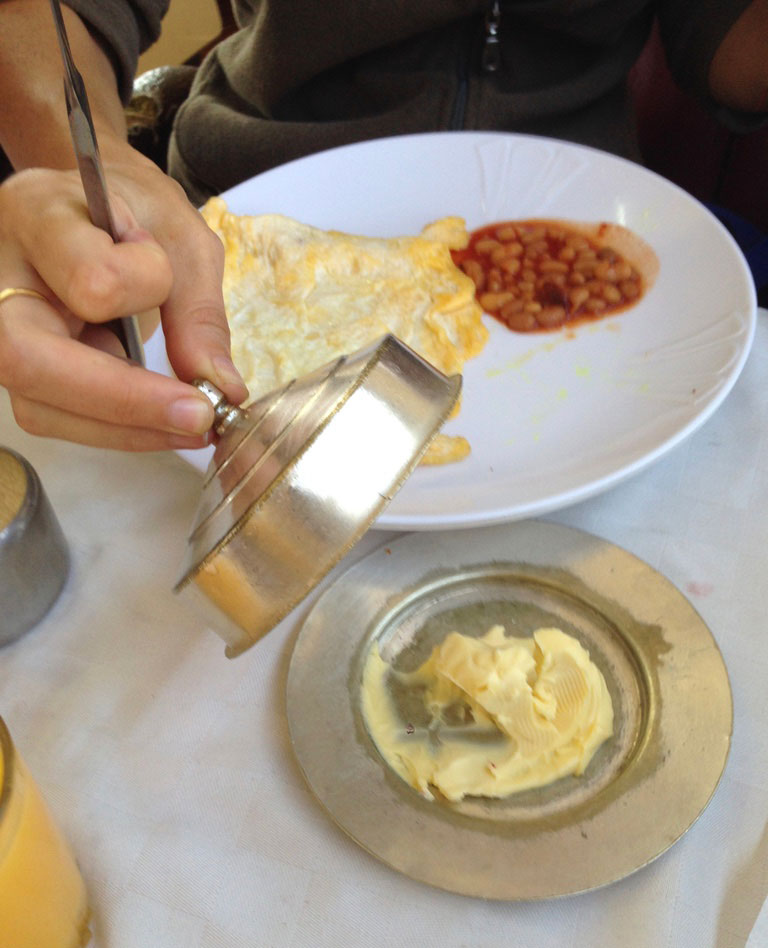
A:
[[0, 144, 248, 451]]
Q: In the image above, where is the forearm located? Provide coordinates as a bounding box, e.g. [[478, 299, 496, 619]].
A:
[[0, 0, 127, 171], [709, 0, 768, 112]]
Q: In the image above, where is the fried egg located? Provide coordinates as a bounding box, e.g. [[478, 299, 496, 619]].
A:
[[201, 197, 489, 463]]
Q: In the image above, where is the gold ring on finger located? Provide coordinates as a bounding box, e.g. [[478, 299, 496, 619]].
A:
[[0, 287, 49, 307]]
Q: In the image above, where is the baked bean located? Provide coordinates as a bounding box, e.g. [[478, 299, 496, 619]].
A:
[[478, 290, 515, 312], [538, 305, 566, 327], [505, 308, 539, 331], [499, 257, 521, 276], [594, 261, 619, 282], [461, 259, 485, 290], [487, 267, 503, 292], [602, 284, 622, 303], [520, 226, 547, 244], [499, 297, 524, 317], [539, 260, 569, 274], [620, 280, 640, 298], [569, 287, 590, 308], [495, 225, 519, 242], [475, 238, 501, 254], [490, 242, 523, 264]]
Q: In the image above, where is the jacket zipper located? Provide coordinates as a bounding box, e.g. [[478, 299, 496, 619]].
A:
[[450, 1, 502, 130], [481, 1, 502, 73]]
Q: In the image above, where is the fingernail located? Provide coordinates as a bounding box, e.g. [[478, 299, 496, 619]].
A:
[[213, 355, 247, 390], [168, 396, 214, 435]]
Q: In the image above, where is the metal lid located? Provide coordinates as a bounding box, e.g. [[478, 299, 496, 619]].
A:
[[175, 335, 461, 657]]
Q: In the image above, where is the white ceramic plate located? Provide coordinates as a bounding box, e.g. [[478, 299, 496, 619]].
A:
[[144, 131, 757, 530]]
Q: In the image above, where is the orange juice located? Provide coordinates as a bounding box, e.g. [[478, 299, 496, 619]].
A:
[[0, 717, 90, 948]]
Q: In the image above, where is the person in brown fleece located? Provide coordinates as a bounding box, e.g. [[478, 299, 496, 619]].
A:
[[0, 0, 766, 450]]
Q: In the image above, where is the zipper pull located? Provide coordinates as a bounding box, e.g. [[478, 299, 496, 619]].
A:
[[481, 0, 501, 73]]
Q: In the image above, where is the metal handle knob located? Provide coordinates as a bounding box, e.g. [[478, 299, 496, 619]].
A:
[[193, 379, 245, 435]]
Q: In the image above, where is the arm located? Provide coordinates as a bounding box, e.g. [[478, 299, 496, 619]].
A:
[[0, 0, 247, 451], [659, 0, 768, 120], [709, 0, 768, 112], [0, 0, 127, 169]]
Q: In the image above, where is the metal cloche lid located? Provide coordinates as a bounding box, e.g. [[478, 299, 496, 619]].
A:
[[175, 335, 461, 657]]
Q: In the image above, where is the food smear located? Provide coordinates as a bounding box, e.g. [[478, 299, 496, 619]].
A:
[[361, 625, 613, 802], [452, 219, 659, 332]]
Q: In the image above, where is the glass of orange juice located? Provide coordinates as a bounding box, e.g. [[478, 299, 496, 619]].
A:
[[0, 716, 91, 947]]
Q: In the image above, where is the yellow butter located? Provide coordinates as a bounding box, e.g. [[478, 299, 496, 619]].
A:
[[361, 625, 613, 801]]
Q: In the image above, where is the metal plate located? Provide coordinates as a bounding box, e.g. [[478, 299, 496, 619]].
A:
[[286, 521, 732, 900]]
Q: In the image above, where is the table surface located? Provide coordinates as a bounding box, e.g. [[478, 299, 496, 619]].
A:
[[2, 316, 768, 948]]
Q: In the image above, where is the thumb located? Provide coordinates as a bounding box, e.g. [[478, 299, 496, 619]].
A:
[[164, 296, 248, 406]]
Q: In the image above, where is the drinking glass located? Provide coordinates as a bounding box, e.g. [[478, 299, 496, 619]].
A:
[[0, 716, 91, 947]]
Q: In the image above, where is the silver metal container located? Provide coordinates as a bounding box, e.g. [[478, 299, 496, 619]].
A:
[[176, 335, 461, 657], [0, 447, 70, 645]]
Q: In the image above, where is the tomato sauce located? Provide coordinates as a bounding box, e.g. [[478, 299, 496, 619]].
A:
[[451, 219, 648, 332]]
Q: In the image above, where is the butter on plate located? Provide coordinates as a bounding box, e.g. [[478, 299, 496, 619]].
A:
[[361, 625, 614, 802]]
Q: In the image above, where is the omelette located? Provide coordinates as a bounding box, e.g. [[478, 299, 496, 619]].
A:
[[201, 197, 488, 463]]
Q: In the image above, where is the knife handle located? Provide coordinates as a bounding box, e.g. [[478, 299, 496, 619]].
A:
[[106, 314, 145, 364]]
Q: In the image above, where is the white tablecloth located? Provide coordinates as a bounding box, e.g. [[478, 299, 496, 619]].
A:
[[2, 315, 768, 948]]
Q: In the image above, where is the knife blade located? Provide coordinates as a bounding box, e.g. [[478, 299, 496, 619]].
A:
[[48, 0, 145, 365]]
